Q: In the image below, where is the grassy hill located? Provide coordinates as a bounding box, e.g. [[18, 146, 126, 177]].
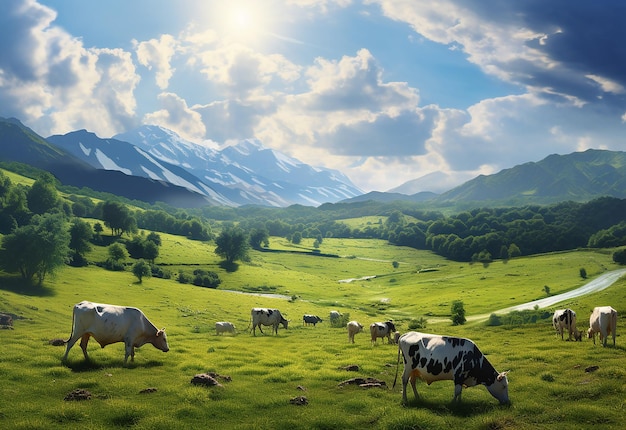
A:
[[1, 228, 625, 428]]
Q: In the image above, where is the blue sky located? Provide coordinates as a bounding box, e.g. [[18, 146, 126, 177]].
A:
[[1, 0, 625, 193]]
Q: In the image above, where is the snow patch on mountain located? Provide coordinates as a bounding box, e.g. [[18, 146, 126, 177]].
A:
[[95, 149, 131, 175]]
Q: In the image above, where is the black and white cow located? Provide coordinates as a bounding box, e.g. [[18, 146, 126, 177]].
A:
[[395, 331, 510, 404], [370, 321, 397, 344], [552, 309, 580, 341], [303, 314, 323, 326], [250, 308, 289, 336]]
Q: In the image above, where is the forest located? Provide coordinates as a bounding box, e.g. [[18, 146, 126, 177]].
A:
[[1, 165, 626, 287]]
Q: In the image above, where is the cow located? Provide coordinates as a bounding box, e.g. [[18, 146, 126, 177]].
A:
[[395, 331, 510, 405], [370, 321, 397, 344], [329, 311, 342, 323], [215, 321, 236, 335], [552, 309, 581, 341], [587, 306, 618, 347], [303, 314, 323, 326], [347, 320, 364, 343], [62, 301, 169, 364], [250, 308, 289, 336]]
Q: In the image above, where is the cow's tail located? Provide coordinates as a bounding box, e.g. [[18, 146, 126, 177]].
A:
[[392, 341, 402, 390], [63, 305, 78, 344]]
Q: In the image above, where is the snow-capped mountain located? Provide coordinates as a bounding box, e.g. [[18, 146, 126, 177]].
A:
[[113, 125, 363, 207], [45, 125, 362, 207]]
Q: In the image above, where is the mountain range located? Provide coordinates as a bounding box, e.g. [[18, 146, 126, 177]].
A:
[[1, 116, 626, 209], [346, 148, 626, 207]]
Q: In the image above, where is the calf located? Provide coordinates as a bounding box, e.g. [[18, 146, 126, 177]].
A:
[[395, 331, 510, 404], [215, 321, 236, 335], [62, 301, 169, 363], [347, 320, 364, 343], [303, 314, 323, 326], [588, 306, 618, 347], [552, 309, 580, 341], [370, 321, 397, 344]]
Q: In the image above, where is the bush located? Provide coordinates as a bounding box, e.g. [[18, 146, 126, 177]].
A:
[[177, 270, 191, 284], [613, 249, 626, 264], [486, 313, 503, 326], [451, 300, 466, 326], [192, 269, 221, 289], [407, 317, 427, 330], [330, 312, 350, 328]]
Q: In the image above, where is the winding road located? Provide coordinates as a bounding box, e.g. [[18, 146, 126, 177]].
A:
[[468, 268, 626, 322]]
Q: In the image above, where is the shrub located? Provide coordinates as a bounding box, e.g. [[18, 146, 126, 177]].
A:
[[330, 312, 350, 328], [451, 300, 466, 326], [486, 313, 503, 326], [408, 317, 427, 330]]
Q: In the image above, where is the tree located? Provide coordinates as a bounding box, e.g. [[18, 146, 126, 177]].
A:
[[101, 201, 136, 236], [0, 213, 70, 285], [143, 240, 159, 263], [249, 228, 269, 249], [613, 249, 626, 265], [27, 172, 59, 215], [105, 243, 127, 271], [132, 259, 151, 283], [451, 300, 466, 326], [69, 218, 93, 266], [291, 231, 302, 244], [214, 227, 249, 263]]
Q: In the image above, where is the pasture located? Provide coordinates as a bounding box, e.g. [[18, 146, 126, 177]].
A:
[[0, 234, 625, 429]]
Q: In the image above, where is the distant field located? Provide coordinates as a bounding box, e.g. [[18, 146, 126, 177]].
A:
[[0, 232, 624, 429]]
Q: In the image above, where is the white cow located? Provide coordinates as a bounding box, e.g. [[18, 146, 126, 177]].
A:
[[347, 320, 364, 343], [62, 301, 169, 363], [330, 311, 342, 323], [588, 306, 618, 347], [250, 308, 289, 336], [395, 332, 510, 404], [215, 321, 236, 335], [552, 309, 580, 341], [370, 321, 397, 344]]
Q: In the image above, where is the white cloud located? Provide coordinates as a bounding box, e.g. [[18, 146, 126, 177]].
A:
[[143, 92, 206, 141], [135, 34, 177, 89]]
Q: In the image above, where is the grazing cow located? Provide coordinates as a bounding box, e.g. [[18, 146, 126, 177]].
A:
[[588, 306, 618, 347], [250, 308, 289, 336], [552, 309, 580, 341], [347, 320, 364, 343], [370, 321, 397, 344], [303, 314, 323, 326], [62, 301, 169, 363], [215, 321, 236, 335], [329, 311, 342, 323], [395, 331, 510, 404]]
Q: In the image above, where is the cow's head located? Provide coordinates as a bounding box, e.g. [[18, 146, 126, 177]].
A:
[[281, 318, 289, 330], [486, 371, 510, 404], [587, 328, 594, 339], [573, 329, 582, 342], [153, 328, 170, 352]]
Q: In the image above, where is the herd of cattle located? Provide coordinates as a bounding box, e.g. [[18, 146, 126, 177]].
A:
[[62, 301, 619, 405]]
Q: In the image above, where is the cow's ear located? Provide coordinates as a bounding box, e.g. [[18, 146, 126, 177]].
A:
[[497, 371, 510, 381]]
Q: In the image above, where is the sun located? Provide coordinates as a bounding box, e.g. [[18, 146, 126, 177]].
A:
[[217, 1, 272, 45]]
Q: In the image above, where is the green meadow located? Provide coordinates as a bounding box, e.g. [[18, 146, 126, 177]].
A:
[[0, 233, 625, 429]]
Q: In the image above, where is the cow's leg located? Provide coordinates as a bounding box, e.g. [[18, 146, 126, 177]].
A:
[[79, 334, 91, 360], [62, 333, 82, 361], [453, 384, 463, 403], [401, 369, 410, 404], [124, 340, 134, 363]]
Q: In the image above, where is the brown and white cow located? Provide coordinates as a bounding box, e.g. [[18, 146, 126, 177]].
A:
[[347, 320, 364, 343], [250, 308, 289, 335], [552, 309, 581, 341], [395, 331, 510, 404], [215, 321, 236, 335], [370, 321, 397, 344], [588, 306, 618, 347], [62, 301, 169, 363]]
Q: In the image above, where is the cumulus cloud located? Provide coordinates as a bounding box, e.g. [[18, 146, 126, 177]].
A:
[[143, 92, 206, 141], [0, 0, 140, 137], [371, 0, 626, 110], [135, 34, 178, 89]]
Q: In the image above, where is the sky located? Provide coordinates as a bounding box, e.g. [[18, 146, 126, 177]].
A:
[[1, 0, 626, 194]]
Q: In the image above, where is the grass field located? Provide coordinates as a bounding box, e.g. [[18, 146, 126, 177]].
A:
[[0, 233, 624, 429]]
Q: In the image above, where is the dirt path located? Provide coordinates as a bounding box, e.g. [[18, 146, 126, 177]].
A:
[[467, 268, 626, 322]]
